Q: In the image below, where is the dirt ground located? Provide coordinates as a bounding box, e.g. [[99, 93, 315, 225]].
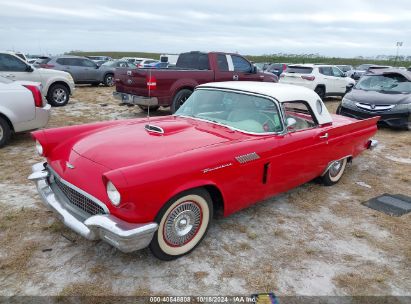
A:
[[0, 86, 410, 297]]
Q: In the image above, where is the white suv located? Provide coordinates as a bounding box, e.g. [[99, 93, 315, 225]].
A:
[[279, 64, 355, 99], [0, 52, 75, 106]]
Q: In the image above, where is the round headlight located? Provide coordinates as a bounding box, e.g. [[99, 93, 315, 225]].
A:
[[35, 140, 44, 156], [107, 181, 121, 206]]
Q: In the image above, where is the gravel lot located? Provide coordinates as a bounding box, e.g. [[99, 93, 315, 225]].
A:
[[0, 86, 410, 297]]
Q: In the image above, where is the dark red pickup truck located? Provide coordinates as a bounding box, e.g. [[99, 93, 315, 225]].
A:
[[113, 51, 278, 113]]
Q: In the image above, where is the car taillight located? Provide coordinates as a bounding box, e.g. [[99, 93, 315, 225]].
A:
[[283, 64, 287, 71], [147, 76, 157, 90], [24, 85, 43, 107], [40, 64, 55, 69], [138, 64, 143, 68], [301, 75, 315, 81]]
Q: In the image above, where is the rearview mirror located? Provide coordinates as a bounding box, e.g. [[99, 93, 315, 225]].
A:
[[286, 117, 297, 130]]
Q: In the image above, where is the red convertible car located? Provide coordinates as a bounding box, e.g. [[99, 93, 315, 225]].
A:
[[29, 82, 379, 260]]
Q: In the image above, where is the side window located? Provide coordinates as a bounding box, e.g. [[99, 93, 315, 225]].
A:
[[319, 67, 333, 76], [231, 55, 251, 72], [217, 54, 229, 71], [82, 59, 96, 67], [332, 67, 344, 77], [56, 58, 67, 65], [0, 54, 28, 72], [283, 101, 317, 131]]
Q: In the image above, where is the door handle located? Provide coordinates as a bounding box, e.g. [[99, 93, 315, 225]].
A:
[[5, 74, 15, 78], [319, 133, 329, 139], [233, 74, 239, 80]]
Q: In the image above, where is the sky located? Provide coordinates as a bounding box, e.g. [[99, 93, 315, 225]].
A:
[[0, 0, 410, 58]]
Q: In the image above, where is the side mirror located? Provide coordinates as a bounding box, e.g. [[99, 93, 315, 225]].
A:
[[251, 66, 257, 74], [26, 65, 34, 72], [286, 117, 297, 131]]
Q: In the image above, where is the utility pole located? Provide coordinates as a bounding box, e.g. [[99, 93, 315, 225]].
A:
[[395, 42, 403, 66]]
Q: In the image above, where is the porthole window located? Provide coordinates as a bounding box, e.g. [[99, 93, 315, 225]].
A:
[[316, 99, 323, 114]]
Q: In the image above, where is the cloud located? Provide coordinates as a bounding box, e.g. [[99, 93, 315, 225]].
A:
[[0, 0, 410, 57]]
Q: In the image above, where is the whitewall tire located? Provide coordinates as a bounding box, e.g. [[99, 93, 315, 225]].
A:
[[322, 158, 348, 186]]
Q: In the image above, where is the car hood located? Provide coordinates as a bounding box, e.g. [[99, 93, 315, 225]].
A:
[[36, 68, 71, 77], [346, 89, 411, 105], [71, 116, 235, 169]]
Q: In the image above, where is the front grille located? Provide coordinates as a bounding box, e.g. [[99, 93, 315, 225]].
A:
[[54, 177, 106, 216]]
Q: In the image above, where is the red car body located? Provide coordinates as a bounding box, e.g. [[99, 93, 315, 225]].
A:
[[30, 82, 378, 259]]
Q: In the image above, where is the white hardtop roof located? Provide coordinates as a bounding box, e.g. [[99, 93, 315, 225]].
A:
[[197, 81, 333, 125]]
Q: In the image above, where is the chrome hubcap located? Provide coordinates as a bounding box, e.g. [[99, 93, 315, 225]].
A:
[[329, 160, 343, 177], [164, 201, 202, 246], [0, 125, 3, 141], [53, 89, 67, 103], [106, 76, 114, 86]]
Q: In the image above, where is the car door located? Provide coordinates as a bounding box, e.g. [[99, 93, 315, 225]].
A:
[[332, 66, 348, 94], [230, 54, 263, 82], [0, 53, 38, 82], [265, 101, 331, 195], [80, 58, 100, 82], [318, 66, 337, 93], [214, 53, 237, 81]]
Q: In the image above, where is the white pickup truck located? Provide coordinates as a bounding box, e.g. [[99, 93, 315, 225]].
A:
[[0, 52, 75, 106]]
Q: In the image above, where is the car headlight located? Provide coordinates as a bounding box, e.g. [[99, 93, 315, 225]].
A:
[[394, 103, 411, 111], [341, 97, 355, 107], [107, 181, 121, 206], [35, 140, 44, 156]]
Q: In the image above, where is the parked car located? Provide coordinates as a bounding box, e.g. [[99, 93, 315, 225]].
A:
[[0, 76, 50, 147], [337, 69, 411, 130], [146, 62, 169, 69], [279, 64, 355, 99], [0, 52, 75, 106], [266, 63, 288, 77], [142, 60, 160, 68], [113, 51, 278, 113], [336, 65, 353, 74], [120, 57, 157, 68], [95, 60, 136, 86], [160, 54, 179, 65], [254, 62, 270, 71], [86, 56, 113, 63], [29, 81, 378, 260], [347, 64, 392, 81], [41, 55, 116, 86]]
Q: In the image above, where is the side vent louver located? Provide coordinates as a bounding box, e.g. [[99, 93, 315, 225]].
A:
[[145, 124, 164, 134], [235, 152, 260, 164]]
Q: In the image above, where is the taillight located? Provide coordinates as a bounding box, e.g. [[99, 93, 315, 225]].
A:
[[283, 64, 287, 71], [40, 64, 55, 69], [147, 76, 157, 90], [301, 75, 315, 81], [138, 64, 143, 68], [24, 85, 43, 107]]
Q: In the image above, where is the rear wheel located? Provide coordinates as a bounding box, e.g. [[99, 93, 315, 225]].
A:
[[104, 73, 115, 87], [315, 86, 326, 100], [0, 117, 12, 148], [149, 188, 213, 260], [322, 158, 347, 186], [138, 105, 160, 112], [47, 84, 69, 106], [170, 89, 192, 113]]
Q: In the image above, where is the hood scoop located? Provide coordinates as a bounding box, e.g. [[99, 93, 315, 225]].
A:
[[145, 124, 164, 134]]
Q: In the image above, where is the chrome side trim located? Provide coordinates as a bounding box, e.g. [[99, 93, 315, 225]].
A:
[[321, 155, 352, 176], [47, 165, 110, 214], [235, 152, 260, 164]]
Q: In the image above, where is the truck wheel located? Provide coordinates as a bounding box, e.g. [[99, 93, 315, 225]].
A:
[[149, 188, 213, 261], [47, 84, 69, 107], [322, 158, 347, 186], [138, 105, 160, 112], [315, 86, 326, 100], [171, 89, 192, 113], [0, 117, 12, 148], [104, 74, 115, 87]]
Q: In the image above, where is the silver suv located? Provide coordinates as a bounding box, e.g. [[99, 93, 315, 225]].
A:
[[43, 56, 117, 86]]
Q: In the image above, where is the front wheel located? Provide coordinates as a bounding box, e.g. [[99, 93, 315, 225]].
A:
[[322, 158, 347, 186], [104, 74, 115, 87], [314, 86, 326, 100], [0, 117, 12, 148], [47, 84, 70, 106], [149, 188, 213, 260]]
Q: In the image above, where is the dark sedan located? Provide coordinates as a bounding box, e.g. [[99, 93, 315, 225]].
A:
[[337, 69, 411, 130]]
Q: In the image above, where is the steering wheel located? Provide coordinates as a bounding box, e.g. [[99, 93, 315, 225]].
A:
[[249, 112, 278, 132]]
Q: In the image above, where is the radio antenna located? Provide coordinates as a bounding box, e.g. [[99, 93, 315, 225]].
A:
[[147, 67, 151, 125]]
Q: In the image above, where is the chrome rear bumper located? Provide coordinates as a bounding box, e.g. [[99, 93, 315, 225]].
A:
[[113, 92, 158, 106], [28, 162, 158, 253], [367, 139, 378, 150]]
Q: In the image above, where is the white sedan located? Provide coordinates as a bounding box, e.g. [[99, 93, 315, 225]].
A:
[[0, 76, 51, 147]]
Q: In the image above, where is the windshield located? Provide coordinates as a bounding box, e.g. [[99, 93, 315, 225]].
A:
[[337, 65, 351, 72], [355, 74, 411, 93], [175, 89, 283, 134]]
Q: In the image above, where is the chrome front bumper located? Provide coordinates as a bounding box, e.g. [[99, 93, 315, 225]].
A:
[[113, 92, 158, 106], [28, 162, 158, 253]]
